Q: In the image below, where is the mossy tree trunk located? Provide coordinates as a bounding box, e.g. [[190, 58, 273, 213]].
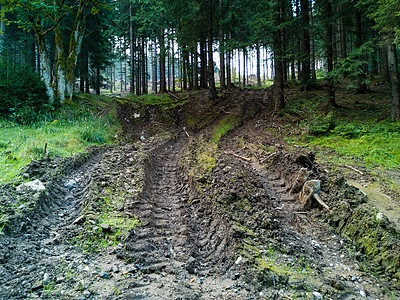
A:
[[32, 0, 89, 103], [37, 34, 55, 103]]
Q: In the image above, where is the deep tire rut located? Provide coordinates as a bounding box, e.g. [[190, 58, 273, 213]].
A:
[[0, 152, 104, 299], [125, 137, 233, 278]]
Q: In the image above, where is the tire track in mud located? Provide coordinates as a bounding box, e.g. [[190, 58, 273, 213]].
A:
[[0, 151, 104, 299], [124, 136, 236, 277]]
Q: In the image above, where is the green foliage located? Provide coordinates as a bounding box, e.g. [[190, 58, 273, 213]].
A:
[[79, 126, 106, 144], [0, 61, 50, 124], [308, 111, 336, 135], [330, 41, 375, 90], [280, 96, 335, 135]]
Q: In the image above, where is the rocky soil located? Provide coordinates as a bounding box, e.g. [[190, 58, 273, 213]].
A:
[[1, 88, 400, 299]]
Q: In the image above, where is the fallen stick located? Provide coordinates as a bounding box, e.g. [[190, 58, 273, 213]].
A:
[[260, 152, 276, 163], [314, 193, 330, 211], [183, 127, 190, 137], [344, 164, 363, 175], [225, 151, 251, 162], [168, 92, 181, 101]]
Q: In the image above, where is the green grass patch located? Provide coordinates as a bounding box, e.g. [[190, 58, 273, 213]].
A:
[[306, 120, 400, 169], [282, 91, 399, 170], [0, 95, 119, 183]]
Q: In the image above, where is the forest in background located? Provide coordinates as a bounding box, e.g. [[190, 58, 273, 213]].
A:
[[0, 0, 399, 122]]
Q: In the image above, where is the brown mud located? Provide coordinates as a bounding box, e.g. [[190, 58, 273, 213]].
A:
[[0, 87, 399, 299]]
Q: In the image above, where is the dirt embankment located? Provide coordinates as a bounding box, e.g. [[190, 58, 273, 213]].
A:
[[1, 88, 400, 299]]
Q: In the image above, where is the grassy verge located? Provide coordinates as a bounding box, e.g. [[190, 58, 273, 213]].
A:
[[281, 87, 399, 171], [0, 94, 119, 184]]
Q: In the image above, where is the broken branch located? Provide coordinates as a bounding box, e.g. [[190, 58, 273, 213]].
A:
[[168, 92, 181, 102], [344, 164, 363, 175], [314, 194, 330, 211], [183, 127, 190, 138], [225, 151, 251, 162]]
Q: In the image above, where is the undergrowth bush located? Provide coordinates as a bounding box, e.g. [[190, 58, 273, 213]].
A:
[[0, 60, 51, 124]]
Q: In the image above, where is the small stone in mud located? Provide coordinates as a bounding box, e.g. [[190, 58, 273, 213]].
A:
[[359, 290, 366, 297], [235, 256, 243, 265], [233, 273, 240, 280], [43, 273, 50, 285], [16, 179, 46, 193], [312, 291, 322, 299], [64, 179, 77, 189], [72, 215, 86, 225], [112, 265, 119, 273], [100, 223, 111, 232], [99, 270, 109, 279], [83, 290, 91, 298]]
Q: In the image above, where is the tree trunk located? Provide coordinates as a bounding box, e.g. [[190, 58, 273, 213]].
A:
[[300, 0, 310, 90], [124, 43, 127, 91], [65, 2, 86, 101], [172, 32, 175, 92], [238, 49, 241, 88], [194, 45, 199, 89], [310, 0, 316, 81], [183, 45, 188, 90], [120, 44, 123, 93], [219, 32, 226, 89], [226, 35, 232, 87], [256, 42, 261, 86], [167, 39, 171, 91], [281, 2, 287, 83], [95, 66, 100, 95], [85, 56, 90, 94], [200, 38, 208, 89], [337, 5, 347, 60], [189, 52, 194, 90], [109, 66, 113, 93], [355, 9, 367, 94], [242, 48, 246, 87], [296, 0, 301, 81], [274, 0, 285, 111], [388, 41, 400, 120], [325, 1, 337, 107], [152, 40, 157, 93], [37, 35, 54, 103], [0, 4, 4, 52], [79, 74, 84, 93], [381, 45, 390, 83], [136, 39, 140, 96], [159, 29, 167, 93], [142, 37, 147, 94], [54, 26, 66, 101], [207, 0, 217, 100], [129, 4, 135, 94]]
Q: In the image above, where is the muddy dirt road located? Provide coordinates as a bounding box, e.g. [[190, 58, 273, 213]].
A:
[[1, 88, 400, 299]]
